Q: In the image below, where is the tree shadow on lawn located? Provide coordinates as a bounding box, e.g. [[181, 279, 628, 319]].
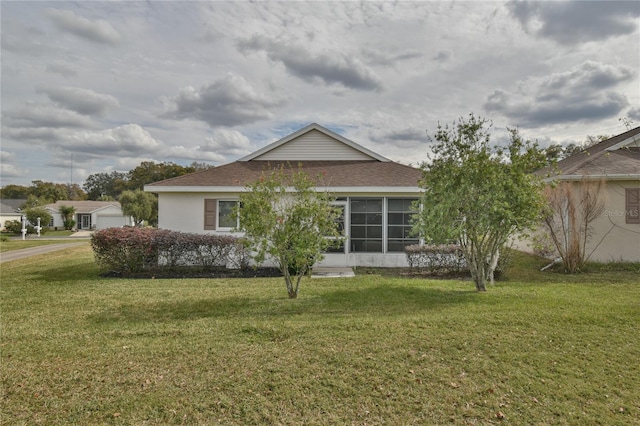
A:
[[89, 284, 481, 325]]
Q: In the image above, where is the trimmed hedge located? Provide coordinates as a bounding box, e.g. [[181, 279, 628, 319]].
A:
[[91, 228, 247, 273], [404, 244, 467, 274]]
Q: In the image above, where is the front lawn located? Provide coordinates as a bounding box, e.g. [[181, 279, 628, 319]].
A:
[[1, 245, 638, 424], [0, 239, 85, 253]]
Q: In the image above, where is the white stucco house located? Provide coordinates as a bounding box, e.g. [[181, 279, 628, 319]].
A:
[[44, 200, 133, 230], [145, 123, 424, 267]]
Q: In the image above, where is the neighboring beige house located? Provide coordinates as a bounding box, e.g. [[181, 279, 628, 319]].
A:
[[44, 200, 133, 230], [146, 123, 423, 267], [537, 126, 640, 262]]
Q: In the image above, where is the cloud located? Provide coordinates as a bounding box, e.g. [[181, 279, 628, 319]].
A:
[[59, 124, 162, 157], [507, 1, 640, 45], [45, 62, 78, 78], [36, 86, 119, 117], [4, 102, 98, 129], [238, 36, 383, 91], [161, 73, 286, 127], [47, 8, 121, 45], [626, 107, 640, 123], [484, 61, 634, 127], [202, 128, 253, 157], [433, 50, 453, 63], [0, 151, 26, 178]]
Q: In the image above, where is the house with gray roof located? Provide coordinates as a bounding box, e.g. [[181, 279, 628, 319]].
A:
[[146, 123, 423, 267], [0, 199, 26, 231], [537, 126, 640, 262]]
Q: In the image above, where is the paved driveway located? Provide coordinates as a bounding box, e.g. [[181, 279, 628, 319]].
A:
[[0, 242, 87, 263]]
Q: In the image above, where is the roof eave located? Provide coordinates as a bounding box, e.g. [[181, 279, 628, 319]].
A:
[[543, 173, 640, 183]]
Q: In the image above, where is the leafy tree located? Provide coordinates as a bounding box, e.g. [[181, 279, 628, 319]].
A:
[[413, 114, 547, 291], [23, 206, 52, 234], [30, 180, 69, 203], [0, 184, 30, 199], [238, 166, 343, 299], [119, 190, 157, 226], [58, 205, 77, 230], [127, 161, 196, 190], [83, 171, 128, 200]]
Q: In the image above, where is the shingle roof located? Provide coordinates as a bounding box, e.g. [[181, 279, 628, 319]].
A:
[[146, 160, 422, 189], [44, 200, 122, 213], [538, 126, 640, 179]]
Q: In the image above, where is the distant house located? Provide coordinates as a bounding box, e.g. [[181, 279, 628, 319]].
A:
[[537, 126, 640, 262], [146, 123, 423, 267], [44, 200, 133, 230], [0, 199, 26, 231]]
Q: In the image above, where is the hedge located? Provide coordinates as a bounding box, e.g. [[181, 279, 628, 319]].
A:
[[404, 244, 467, 274], [91, 228, 247, 273]]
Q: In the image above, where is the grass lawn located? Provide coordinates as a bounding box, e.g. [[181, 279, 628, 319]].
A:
[[1, 246, 638, 425], [0, 239, 86, 253]]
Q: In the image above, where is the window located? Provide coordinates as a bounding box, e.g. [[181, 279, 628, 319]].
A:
[[387, 198, 419, 252], [325, 203, 346, 253], [204, 199, 239, 230], [350, 198, 383, 252], [218, 200, 238, 229], [626, 188, 640, 224]]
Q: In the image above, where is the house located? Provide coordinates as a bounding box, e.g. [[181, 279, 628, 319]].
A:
[[537, 126, 640, 262], [0, 199, 26, 231], [44, 200, 133, 230], [145, 123, 424, 267]]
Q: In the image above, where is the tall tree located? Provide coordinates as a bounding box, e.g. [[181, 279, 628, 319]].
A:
[[413, 114, 547, 291], [238, 166, 343, 299], [0, 184, 30, 199], [127, 161, 196, 190], [83, 171, 128, 200]]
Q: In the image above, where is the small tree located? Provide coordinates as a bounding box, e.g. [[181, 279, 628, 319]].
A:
[[541, 178, 606, 272], [23, 207, 53, 234], [119, 190, 157, 226], [413, 114, 547, 291], [58, 205, 76, 230], [238, 166, 343, 299]]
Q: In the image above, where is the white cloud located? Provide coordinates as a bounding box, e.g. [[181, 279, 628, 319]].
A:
[[202, 129, 252, 157], [47, 8, 121, 45]]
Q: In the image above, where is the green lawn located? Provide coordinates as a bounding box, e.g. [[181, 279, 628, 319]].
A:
[[1, 246, 638, 425], [0, 239, 86, 253]]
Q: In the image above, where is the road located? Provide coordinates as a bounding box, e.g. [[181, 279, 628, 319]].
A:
[[0, 242, 87, 263]]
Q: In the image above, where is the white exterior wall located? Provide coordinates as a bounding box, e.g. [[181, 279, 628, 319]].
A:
[[158, 191, 418, 268], [158, 192, 242, 235], [0, 213, 23, 230], [255, 130, 373, 161]]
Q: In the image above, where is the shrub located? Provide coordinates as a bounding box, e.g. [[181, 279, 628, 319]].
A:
[[405, 244, 466, 274], [91, 228, 245, 274], [4, 220, 35, 235]]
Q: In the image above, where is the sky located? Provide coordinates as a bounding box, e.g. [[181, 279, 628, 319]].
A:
[[1, 1, 639, 188]]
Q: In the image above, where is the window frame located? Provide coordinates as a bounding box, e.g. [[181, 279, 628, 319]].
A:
[[386, 197, 419, 252], [216, 199, 240, 231]]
